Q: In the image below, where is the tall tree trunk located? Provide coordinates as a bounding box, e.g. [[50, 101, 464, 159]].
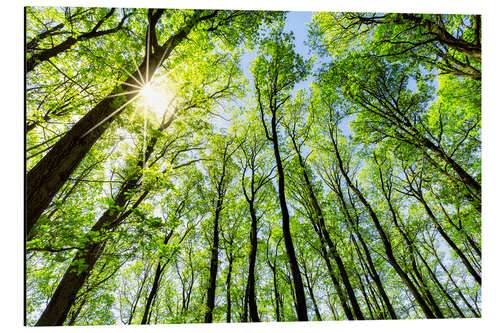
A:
[[415, 249, 465, 318], [141, 226, 180, 324], [246, 201, 261, 322], [225, 255, 234, 323], [329, 169, 397, 319], [269, 117, 308, 321], [141, 260, 165, 324], [417, 195, 481, 285], [372, 161, 442, 319], [330, 137, 437, 319], [204, 199, 223, 323], [290, 140, 364, 320], [354, 269, 375, 319], [26, 10, 216, 234], [350, 233, 388, 319], [35, 131, 160, 326], [428, 241, 480, 317], [267, 261, 281, 322], [302, 262, 322, 321], [128, 262, 151, 324], [35, 177, 149, 326], [310, 220, 353, 320]]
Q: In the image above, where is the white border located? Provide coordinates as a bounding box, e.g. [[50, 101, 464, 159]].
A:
[[3, 0, 498, 331]]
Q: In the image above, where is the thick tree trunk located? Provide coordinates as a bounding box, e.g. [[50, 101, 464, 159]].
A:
[[35, 132, 159, 326], [35, 178, 149, 326], [26, 11, 209, 234]]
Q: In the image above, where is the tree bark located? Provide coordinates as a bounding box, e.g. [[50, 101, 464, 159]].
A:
[[246, 201, 261, 322], [204, 201, 222, 323], [26, 10, 216, 234], [35, 128, 162, 326], [269, 117, 308, 321], [225, 255, 234, 323]]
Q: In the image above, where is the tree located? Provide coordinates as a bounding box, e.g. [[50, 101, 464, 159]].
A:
[[252, 23, 310, 321]]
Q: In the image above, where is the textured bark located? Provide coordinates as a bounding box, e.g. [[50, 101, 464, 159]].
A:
[[26, 10, 217, 234]]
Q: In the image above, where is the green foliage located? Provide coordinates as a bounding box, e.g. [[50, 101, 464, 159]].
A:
[[26, 7, 481, 326]]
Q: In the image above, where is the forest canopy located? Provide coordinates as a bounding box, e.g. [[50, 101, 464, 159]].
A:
[[25, 7, 481, 326]]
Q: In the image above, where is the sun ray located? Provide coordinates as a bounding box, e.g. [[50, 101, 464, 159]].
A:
[[128, 46, 145, 86], [107, 76, 143, 90], [80, 93, 141, 139], [106, 90, 141, 99], [119, 65, 145, 87]]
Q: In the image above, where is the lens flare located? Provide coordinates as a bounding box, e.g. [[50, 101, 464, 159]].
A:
[[139, 80, 172, 119]]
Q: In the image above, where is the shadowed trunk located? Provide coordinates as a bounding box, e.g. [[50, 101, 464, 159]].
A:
[[35, 180, 149, 326], [269, 116, 308, 321], [246, 201, 261, 322], [26, 10, 218, 234]]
